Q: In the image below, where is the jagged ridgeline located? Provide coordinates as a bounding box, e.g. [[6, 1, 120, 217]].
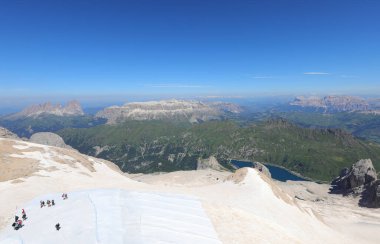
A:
[[58, 119, 380, 181]]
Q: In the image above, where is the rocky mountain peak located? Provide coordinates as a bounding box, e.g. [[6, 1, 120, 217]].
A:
[[7, 100, 84, 119]]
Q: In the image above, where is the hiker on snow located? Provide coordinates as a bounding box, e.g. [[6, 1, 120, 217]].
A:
[[12, 219, 23, 230], [16, 219, 23, 229]]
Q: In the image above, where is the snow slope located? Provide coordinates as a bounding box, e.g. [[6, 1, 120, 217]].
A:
[[1, 138, 379, 243], [0, 189, 221, 244]]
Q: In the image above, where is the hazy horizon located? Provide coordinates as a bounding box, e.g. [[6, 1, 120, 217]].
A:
[[1, 91, 380, 116]]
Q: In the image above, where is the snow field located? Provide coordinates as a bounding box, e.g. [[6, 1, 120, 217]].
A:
[[0, 189, 221, 244]]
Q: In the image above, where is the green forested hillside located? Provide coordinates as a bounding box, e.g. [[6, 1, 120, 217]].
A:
[[58, 119, 380, 181], [275, 111, 380, 143], [0, 115, 106, 138]]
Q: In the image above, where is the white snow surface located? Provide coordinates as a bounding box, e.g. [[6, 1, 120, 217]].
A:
[[2, 138, 379, 244], [0, 189, 221, 244]]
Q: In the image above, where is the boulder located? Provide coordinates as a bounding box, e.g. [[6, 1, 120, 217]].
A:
[[331, 159, 377, 194], [29, 132, 71, 149]]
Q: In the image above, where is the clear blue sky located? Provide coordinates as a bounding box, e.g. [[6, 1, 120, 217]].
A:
[[0, 0, 379, 101]]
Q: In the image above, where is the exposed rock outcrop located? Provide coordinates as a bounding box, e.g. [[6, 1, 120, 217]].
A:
[[6, 100, 84, 119], [197, 156, 227, 171], [29, 132, 72, 149], [360, 180, 380, 208], [0, 127, 19, 139], [230, 161, 271, 179], [331, 159, 380, 208], [331, 159, 377, 194]]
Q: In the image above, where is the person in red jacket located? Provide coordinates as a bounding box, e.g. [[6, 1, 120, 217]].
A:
[[17, 219, 22, 228]]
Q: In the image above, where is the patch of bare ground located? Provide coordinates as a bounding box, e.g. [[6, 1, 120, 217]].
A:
[[0, 140, 40, 182], [53, 147, 96, 172], [225, 167, 248, 183]]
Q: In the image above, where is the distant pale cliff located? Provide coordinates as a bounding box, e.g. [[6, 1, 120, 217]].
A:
[[290, 95, 369, 112], [6, 100, 84, 119], [95, 99, 242, 124]]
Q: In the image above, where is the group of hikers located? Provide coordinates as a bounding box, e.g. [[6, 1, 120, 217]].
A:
[[40, 199, 55, 208], [12, 193, 69, 231], [12, 209, 27, 230], [62, 193, 68, 200]]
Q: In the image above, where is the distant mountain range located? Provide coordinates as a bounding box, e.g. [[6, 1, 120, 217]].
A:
[[0, 101, 104, 138], [95, 99, 242, 124], [290, 95, 380, 113], [1, 96, 380, 181], [3, 96, 379, 123], [4, 100, 84, 119]]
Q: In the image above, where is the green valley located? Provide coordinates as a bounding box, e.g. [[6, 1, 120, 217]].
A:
[[58, 119, 380, 182]]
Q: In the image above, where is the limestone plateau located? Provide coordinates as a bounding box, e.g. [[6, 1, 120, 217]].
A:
[[95, 99, 242, 124], [290, 95, 371, 112]]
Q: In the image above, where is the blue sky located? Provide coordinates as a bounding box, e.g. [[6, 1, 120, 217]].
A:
[[0, 0, 379, 102]]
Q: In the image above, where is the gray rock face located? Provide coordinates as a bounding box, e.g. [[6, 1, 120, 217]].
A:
[[0, 127, 19, 139], [360, 180, 380, 208], [332, 159, 380, 208], [29, 132, 71, 149], [331, 159, 377, 194]]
